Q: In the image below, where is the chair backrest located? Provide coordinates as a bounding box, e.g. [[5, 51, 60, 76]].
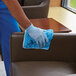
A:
[[10, 32, 76, 63], [24, 0, 44, 6]]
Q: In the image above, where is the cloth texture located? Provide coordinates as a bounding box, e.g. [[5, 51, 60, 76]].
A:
[[25, 24, 49, 47], [0, 0, 7, 8], [0, 0, 21, 76], [23, 29, 53, 50]]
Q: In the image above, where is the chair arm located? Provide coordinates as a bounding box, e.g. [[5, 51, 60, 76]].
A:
[[22, 0, 50, 9], [21, 0, 50, 19], [10, 32, 76, 62]]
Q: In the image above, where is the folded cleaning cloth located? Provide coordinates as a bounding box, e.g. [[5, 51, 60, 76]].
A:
[[23, 29, 53, 50]]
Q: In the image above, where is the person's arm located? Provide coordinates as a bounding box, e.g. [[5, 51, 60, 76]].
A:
[[2, 0, 48, 47], [2, 0, 31, 29]]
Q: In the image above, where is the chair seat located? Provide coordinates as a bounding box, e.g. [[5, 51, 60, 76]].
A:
[[11, 61, 76, 76]]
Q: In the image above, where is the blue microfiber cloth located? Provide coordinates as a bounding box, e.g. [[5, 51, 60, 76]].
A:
[[23, 29, 53, 50]]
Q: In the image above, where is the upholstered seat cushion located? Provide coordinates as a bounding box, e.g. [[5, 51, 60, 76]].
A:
[[65, 74, 76, 76], [11, 61, 76, 76]]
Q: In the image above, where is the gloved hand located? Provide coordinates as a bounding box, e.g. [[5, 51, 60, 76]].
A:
[[25, 24, 48, 47]]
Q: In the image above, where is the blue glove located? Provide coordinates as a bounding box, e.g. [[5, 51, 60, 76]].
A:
[[23, 29, 53, 50], [25, 24, 48, 47]]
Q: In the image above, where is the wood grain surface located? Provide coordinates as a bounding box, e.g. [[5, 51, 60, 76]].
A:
[[30, 18, 71, 33], [48, 7, 76, 33]]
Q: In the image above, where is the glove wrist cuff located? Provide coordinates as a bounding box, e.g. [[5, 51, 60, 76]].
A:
[[25, 23, 35, 32]]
